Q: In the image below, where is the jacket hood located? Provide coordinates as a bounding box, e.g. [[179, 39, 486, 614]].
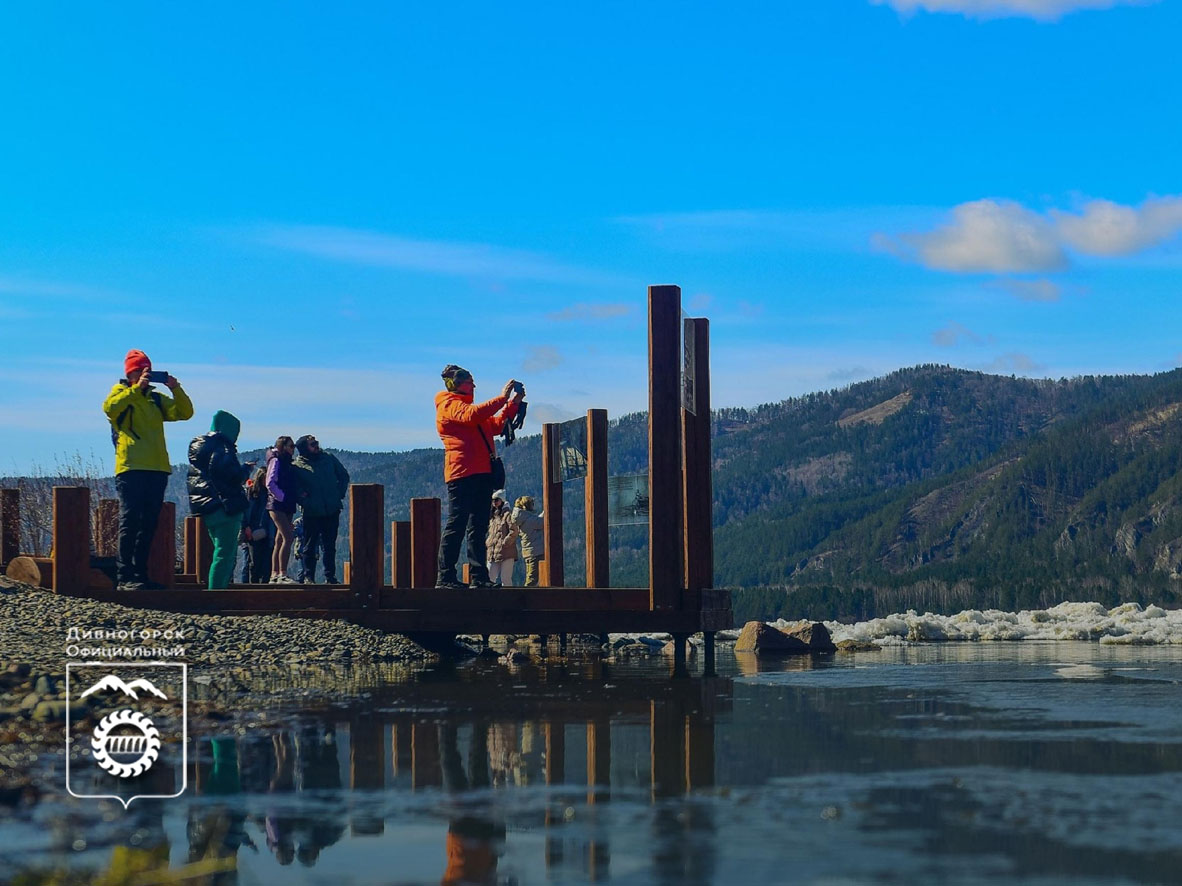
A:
[[265, 447, 278, 463], [435, 390, 474, 407], [210, 410, 241, 444]]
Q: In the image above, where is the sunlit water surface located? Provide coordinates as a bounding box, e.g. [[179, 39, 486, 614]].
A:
[[4, 642, 1182, 885]]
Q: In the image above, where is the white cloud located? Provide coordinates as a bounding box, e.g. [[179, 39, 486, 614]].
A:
[[257, 224, 622, 286], [879, 200, 1067, 273], [981, 352, 1046, 374], [932, 322, 985, 347], [546, 302, 633, 322], [1052, 197, 1182, 256], [990, 278, 1063, 302], [871, 0, 1154, 21], [522, 346, 563, 372]]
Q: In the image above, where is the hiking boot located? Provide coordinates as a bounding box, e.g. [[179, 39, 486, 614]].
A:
[[435, 580, 465, 590], [469, 579, 497, 589], [117, 581, 146, 591]]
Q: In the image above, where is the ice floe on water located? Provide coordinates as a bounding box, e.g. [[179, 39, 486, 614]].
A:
[[779, 601, 1182, 646]]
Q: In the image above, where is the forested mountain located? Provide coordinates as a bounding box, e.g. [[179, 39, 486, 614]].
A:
[[14, 365, 1182, 622]]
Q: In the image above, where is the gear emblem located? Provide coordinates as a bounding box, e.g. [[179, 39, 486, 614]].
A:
[[90, 709, 161, 778]]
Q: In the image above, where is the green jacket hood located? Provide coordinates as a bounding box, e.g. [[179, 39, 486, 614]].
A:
[[210, 410, 241, 444]]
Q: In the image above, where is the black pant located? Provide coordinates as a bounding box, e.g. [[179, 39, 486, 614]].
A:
[[116, 470, 168, 583], [437, 473, 494, 584], [243, 536, 273, 583], [301, 512, 341, 583]]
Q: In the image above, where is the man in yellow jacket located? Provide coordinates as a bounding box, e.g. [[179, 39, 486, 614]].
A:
[[102, 349, 194, 590]]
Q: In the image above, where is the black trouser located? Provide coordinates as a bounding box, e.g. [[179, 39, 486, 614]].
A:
[[244, 536, 273, 583], [301, 512, 341, 583], [116, 470, 168, 584], [437, 472, 494, 584]]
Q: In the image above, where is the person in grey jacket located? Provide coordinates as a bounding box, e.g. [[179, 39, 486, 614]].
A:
[[293, 435, 350, 583], [511, 496, 545, 587]]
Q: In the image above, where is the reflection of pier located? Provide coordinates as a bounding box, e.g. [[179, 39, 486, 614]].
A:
[[188, 664, 732, 881], [2, 288, 731, 658]]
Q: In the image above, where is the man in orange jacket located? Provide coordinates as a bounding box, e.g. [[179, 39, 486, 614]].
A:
[[435, 364, 523, 589]]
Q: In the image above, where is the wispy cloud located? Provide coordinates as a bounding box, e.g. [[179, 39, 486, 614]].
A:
[[0, 274, 109, 300], [256, 224, 622, 286], [932, 322, 988, 347], [522, 345, 563, 372], [546, 302, 633, 322], [989, 278, 1063, 302], [870, 0, 1155, 21], [980, 352, 1046, 374], [1052, 197, 1182, 256]]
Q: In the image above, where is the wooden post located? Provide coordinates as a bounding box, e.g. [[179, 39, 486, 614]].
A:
[[349, 484, 384, 606], [410, 722, 441, 789], [410, 497, 441, 589], [586, 409, 609, 589], [391, 520, 411, 588], [540, 423, 564, 587], [52, 486, 90, 594], [94, 499, 119, 559], [650, 699, 687, 798], [147, 501, 176, 588], [182, 516, 198, 576], [544, 721, 565, 785], [350, 717, 385, 791], [0, 489, 19, 568], [682, 317, 713, 598], [685, 714, 715, 791], [194, 516, 213, 588], [649, 285, 683, 610]]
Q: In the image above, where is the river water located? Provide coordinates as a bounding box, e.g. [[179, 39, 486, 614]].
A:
[[4, 641, 1182, 885]]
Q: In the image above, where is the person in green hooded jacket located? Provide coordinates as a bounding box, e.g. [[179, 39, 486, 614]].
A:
[[187, 410, 253, 589]]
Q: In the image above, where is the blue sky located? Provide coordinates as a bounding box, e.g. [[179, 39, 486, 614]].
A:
[[2, 0, 1180, 473]]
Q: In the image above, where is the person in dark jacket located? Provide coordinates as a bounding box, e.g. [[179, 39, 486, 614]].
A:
[[187, 410, 252, 589], [265, 436, 300, 583], [240, 467, 273, 583], [293, 435, 350, 584]]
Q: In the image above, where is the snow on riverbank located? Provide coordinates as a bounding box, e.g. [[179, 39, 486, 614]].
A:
[[780, 601, 1182, 646]]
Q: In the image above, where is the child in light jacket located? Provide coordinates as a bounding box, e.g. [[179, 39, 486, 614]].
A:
[[511, 496, 544, 587]]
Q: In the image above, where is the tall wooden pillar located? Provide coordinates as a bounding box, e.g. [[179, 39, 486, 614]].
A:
[[52, 486, 90, 593], [349, 484, 384, 606], [410, 498, 441, 588], [194, 517, 213, 587], [147, 501, 176, 588], [648, 285, 683, 610], [94, 499, 119, 559], [183, 515, 198, 576], [540, 423, 564, 587], [586, 719, 611, 804], [391, 520, 411, 588], [0, 489, 19, 568], [682, 318, 713, 597], [586, 409, 609, 589]]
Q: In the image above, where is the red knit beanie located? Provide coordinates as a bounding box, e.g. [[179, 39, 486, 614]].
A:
[[124, 349, 151, 377]]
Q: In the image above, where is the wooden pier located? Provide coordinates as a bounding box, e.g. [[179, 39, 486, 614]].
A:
[[2, 288, 732, 659]]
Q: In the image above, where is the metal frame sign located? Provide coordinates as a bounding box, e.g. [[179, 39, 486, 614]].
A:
[[608, 473, 649, 526], [551, 417, 588, 484], [682, 313, 696, 415]]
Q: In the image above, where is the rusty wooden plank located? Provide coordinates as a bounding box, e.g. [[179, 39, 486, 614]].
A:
[[53, 486, 90, 594], [587, 718, 611, 803], [183, 516, 198, 575], [0, 489, 18, 568], [147, 501, 176, 588], [378, 587, 650, 611], [391, 520, 411, 589], [349, 484, 384, 607], [94, 499, 119, 559], [544, 721, 565, 785], [586, 408, 609, 589], [410, 497, 441, 589], [540, 423, 563, 587], [682, 317, 713, 597], [194, 516, 213, 589], [63, 587, 359, 610], [648, 285, 683, 610]]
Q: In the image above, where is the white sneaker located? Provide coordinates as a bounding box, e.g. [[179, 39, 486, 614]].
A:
[[276, 575, 299, 585]]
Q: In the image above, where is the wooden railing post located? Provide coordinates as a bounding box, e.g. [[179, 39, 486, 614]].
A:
[[0, 488, 19, 568], [410, 497, 441, 589], [586, 409, 609, 589], [194, 516, 213, 588], [391, 520, 411, 588], [648, 285, 683, 610], [587, 718, 611, 803], [682, 317, 713, 596], [541, 423, 564, 587], [349, 484, 384, 607], [183, 515, 198, 576], [147, 501, 176, 588], [94, 499, 119, 559], [52, 486, 90, 594]]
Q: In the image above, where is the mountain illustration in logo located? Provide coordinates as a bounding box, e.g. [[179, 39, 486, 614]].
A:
[[79, 675, 168, 701]]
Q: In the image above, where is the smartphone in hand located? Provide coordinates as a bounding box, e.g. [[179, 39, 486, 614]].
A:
[[147, 370, 170, 384]]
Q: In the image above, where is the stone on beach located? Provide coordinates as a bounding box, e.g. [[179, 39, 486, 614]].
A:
[[734, 620, 835, 654]]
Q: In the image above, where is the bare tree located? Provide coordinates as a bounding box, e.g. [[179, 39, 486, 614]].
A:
[[7, 452, 115, 556]]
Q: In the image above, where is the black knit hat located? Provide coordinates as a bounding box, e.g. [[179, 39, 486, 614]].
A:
[[441, 364, 472, 392]]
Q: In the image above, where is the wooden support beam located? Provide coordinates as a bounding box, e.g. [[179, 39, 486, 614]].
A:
[[194, 516, 212, 589], [94, 499, 119, 559], [648, 285, 683, 610], [183, 516, 198, 576], [350, 717, 385, 791], [411, 722, 441, 789], [391, 520, 411, 589], [586, 409, 609, 589], [391, 723, 411, 777], [349, 484, 384, 608], [147, 501, 176, 589], [0, 489, 18, 568], [52, 486, 90, 594], [410, 497, 441, 589], [540, 423, 564, 587], [685, 714, 715, 791], [650, 699, 687, 798], [544, 721, 565, 785], [682, 317, 713, 597]]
